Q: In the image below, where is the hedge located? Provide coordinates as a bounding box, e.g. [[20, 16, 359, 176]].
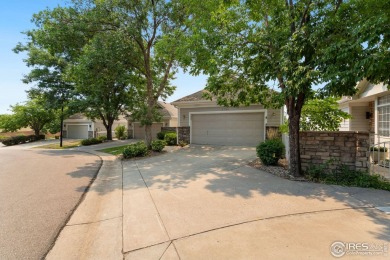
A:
[[1, 134, 45, 146]]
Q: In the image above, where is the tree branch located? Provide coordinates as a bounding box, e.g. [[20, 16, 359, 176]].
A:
[[300, 0, 312, 28]]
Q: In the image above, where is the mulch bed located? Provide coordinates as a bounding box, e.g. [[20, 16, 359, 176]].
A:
[[248, 158, 307, 181]]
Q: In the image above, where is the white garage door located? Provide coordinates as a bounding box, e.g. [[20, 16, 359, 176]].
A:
[[191, 112, 265, 146], [133, 123, 163, 140], [67, 125, 89, 139]]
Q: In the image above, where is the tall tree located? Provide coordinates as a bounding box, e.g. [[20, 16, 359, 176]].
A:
[[180, 0, 388, 176], [85, 0, 184, 147], [0, 98, 55, 137], [14, 6, 88, 145], [17, 0, 185, 146], [67, 31, 140, 140]]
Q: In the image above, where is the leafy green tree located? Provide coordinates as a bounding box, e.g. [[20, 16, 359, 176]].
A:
[[0, 98, 55, 137], [180, 0, 388, 176], [83, 0, 184, 147], [17, 0, 185, 146], [280, 98, 351, 132], [67, 31, 140, 140]]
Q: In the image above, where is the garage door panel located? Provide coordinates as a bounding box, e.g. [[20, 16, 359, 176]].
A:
[[191, 113, 264, 146], [67, 125, 89, 139]]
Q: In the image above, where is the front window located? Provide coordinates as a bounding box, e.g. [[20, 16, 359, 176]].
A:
[[378, 95, 390, 136]]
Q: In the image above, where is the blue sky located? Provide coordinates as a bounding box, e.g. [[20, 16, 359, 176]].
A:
[[0, 0, 207, 114]]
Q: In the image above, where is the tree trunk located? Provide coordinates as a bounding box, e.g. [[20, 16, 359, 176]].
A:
[[34, 129, 40, 138], [145, 124, 152, 149], [106, 123, 113, 140], [60, 105, 64, 147], [288, 114, 302, 177]]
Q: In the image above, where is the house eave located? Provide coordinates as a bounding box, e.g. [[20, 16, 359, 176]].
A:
[[171, 100, 218, 108]]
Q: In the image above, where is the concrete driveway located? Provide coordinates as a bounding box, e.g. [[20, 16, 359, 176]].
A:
[[48, 145, 390, 259], [0, 142, 101, 260]]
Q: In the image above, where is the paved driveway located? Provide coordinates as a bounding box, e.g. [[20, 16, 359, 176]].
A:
[[0, 143, 101, 259], [47, 145, 390, 259], [122, 145, 390, 259]]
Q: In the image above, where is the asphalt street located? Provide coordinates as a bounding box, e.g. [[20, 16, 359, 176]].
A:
[[0, 145, 101, 260]]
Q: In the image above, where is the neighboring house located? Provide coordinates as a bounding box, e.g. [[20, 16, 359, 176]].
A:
[[63, 113, 128, 139], [338, 80, 389, 137], [172, 89, 283, 146], [128, 101, 178, 140]]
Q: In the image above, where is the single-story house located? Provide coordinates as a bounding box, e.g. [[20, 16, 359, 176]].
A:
[[338, 80, 389, 138], [64, 101, 178, 139], [63, 113, 128, 139], [128, 101, 178, 139], [171, 89, 283, 146]]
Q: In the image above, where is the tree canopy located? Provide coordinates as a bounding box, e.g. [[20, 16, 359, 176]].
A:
[[0, 98, 56, 136], [179, 0, 389, 176], [16, 0, 186, 145]]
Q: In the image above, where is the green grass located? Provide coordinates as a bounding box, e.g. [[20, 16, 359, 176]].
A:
[[36, 141, 81, 149], [98, 145, 130, 155]]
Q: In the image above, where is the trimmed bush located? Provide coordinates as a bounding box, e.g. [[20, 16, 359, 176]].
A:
[[164, 132, 177, 145], [256, 139, 285, 166], [157, 131, 175, 140], [115, 125, 127, 140], [151, 140, 166, 152], [123, 141, 149, 159], [97, 135, 107, 142], [1, 134, 45, 146], [81, 138, 102, 146]]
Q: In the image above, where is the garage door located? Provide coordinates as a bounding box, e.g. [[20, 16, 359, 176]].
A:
[[133, 123, 163, 140], [191, 112, 265, 146], [67, 125, 89, 139]]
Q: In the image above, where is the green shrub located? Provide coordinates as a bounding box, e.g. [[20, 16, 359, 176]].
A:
[[122, 141, 149, 158], [97, 135, 107, 142], [115, 125, 127, 140], [81, 138, 102, 146], [151, 140, 166, 152], [305, 161, 390, 191], [157, 131, 165, 140], [54, 135, 60, 139], [1, 134, 45, 146], [157, 131, 175, 140], [256, 138, 285, 166], [164, 132, 177, 145]]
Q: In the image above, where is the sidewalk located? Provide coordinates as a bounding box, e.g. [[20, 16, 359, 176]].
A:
[[46, 145, 390, 259]]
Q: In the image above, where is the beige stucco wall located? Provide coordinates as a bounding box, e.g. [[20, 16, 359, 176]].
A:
[[178, 105, 281, 127]]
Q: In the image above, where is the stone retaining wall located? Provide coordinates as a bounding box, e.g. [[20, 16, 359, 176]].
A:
[[177, 127, 190, 144], [300, 131, 369, 171]]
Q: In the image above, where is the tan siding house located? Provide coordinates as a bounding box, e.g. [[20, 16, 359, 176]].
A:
[[128, 101, 178, 140], [63, 113, 128, 139], [338, 80, 388, 138], [172, 89, 283, 146]]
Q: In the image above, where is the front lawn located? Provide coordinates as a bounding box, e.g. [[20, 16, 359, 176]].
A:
[[98, 145, 130, 155], [36, 140, 81, 149]]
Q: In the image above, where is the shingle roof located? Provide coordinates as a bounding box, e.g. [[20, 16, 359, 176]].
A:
[[172, 89, 212, 103], [157, 101, 178, 118]]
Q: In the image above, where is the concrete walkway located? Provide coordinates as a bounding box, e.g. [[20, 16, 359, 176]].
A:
[[47, 145, 390, 259]]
